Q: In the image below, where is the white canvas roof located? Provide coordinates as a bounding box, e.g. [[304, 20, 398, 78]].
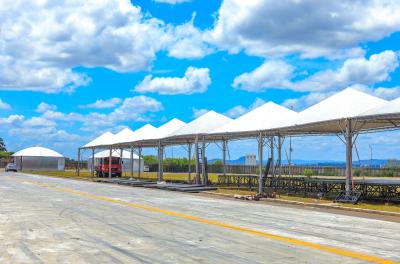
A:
[[213, 102, 298, 134], [170, 111, 233, 137], [359, 97, 400, 117], [131, 124, 157, 141], [82, 132, 115, 148], [112, 128, 136, 145], [295, 88, 387, 125], [12, 146, 64, 158], [150, 118, 186, 139], [92, 149, 139, 159]]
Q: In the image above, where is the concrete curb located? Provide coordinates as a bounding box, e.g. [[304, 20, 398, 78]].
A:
[[203, 191, 400, 217]]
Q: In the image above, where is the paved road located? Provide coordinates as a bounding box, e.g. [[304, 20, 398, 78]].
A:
[[0, 172, 399, 264]]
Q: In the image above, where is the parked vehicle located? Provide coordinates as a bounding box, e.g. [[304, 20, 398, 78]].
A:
[[5, 163, 17, 172], [95, 157, 122, 177]]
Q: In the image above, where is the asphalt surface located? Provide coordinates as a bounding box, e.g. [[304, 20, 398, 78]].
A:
[[0, 172, 399, 264]]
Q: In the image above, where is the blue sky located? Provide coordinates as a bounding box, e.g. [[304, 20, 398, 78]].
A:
[[1, 0, 400, 161]]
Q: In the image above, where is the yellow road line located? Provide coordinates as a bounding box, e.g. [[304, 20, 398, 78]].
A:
[[14, 178, 399, 264]]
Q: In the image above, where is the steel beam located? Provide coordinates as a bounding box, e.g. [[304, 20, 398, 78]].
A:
[[188, 143, 192, 183], [130, 145, 134, 177], [270, 136, 274, 177], [202, 136, 207, 186], [345, 118, 353, 195], [222, 140, 227, 177], [138, 147, 142, 178], [77, 148, 81, 177], [91, 148, 95, 177], [157, 140, 164, 182], [258, 132, 264, 194], [195, 135, 200, 184], [108, 147, 112, 178], [278, 135, 282, 177]]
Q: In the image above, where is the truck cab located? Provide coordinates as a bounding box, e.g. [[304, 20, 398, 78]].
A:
[[95, 157, 122, 177]]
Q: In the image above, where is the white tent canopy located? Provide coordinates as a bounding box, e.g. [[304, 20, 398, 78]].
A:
[[170, 111, 232, 137], [213, 102, 298, 135], [278, 88, 389, 135], [360, 97, 400, 117], [12, 146, 64, 157], [295, 88, 387, 125], [151, 118, 186, 139], [82, 132, 115, 148]]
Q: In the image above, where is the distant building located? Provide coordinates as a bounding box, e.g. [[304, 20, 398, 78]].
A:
[[245, 154, 256, 166]]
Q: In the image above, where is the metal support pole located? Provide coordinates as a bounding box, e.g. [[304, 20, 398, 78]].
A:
[[258, 132, 264, 194], [108, 147, 112, 178], [222, 140, 227, 177], [195, 135, 200, 184], [157, 141, 164, 182], [278, 135, 282, 177], [130, 145, 134, 177], [120, 148, 123, 177], [138, 147, 142, 178], [345, 118, 353, 195], [91, 148, 95, 177], [202, 136, 207, 185], [77, 148, 80, 177], [270, 136, 274, 176], [188, 143, 192, 183], [289, 136, 292, 177]]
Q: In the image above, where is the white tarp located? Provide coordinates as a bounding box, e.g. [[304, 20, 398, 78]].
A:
[[170, 111, 233, 136], [295, 88, 387, 125], [82, 132, 115, 148], [131, 124, 157, 141], [359, 97, 400, 116], [213, 102, 298, 133], [150, 118, 186, 139]]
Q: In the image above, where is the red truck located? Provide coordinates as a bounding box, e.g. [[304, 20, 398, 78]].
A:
[[95, 157, 122, 177]]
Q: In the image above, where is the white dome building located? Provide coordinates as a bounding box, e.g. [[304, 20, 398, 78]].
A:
[[12, 147, 65, 171]]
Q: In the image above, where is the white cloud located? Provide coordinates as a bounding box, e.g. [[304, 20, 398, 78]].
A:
[[232, 60, 294, 92], [135, 67, 211, 95], [23, 117, 56, 128], [79, 98, 122, 109], [282, 92, 334, 111], [36, 102, 57, 113], [233, 50, 399, 93], [41, 96, 163, 131], [153, 0, 190, 4], [192, 108, 209, 118], [225, 98, 266, 118], [0, 115, 24, 126], [0, 0, 209, 93], [373, 87, 400, 100], [109, 96, 163, 122], [209, 0, 400, 58], [293, 50, 399, 92], [347, 84, 400, 100], [0, 99, 11, 110], [166, 14, 213, 59]]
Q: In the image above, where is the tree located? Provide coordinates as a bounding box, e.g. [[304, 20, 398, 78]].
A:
[[0, 138, 6, 152]]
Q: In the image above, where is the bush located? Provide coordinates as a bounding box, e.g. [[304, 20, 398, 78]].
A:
[[303, 169, 314, 177]]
